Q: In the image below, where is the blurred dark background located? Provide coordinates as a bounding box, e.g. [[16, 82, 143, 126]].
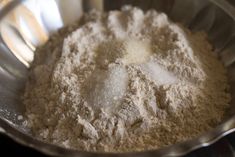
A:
[[1, 132, 235, 157]]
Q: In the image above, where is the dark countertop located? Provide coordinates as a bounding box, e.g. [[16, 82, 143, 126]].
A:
[[1, 132, 235, 157]]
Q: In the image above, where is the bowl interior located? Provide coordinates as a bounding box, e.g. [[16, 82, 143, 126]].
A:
[[1, 0, 235, 155]]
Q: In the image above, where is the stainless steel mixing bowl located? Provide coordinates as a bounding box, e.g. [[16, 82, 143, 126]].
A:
[[1, 0, 235, 156]]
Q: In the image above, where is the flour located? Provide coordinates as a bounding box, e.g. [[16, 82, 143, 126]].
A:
[[23, 6, 231, 152]]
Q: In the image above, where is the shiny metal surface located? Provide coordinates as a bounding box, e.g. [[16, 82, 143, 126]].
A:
[[1, 0, 235, 156]]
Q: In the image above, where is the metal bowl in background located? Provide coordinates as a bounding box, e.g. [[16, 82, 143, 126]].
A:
[[1, 0, 235, 156]]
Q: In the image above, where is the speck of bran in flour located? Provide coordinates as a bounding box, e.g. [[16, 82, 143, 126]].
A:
[[22, 6, 231, 152]]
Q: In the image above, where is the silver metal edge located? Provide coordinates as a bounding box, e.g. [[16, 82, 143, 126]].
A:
[[210, 0, 235, 21], [0, 0, 25, 20]]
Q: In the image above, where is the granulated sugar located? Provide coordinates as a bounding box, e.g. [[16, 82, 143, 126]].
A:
[[23, 6, 231, 152]]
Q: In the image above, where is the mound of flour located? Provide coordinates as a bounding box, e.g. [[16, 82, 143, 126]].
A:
[[23, 6, 231, 152]]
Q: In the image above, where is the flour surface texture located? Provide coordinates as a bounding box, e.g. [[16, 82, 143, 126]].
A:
[[23, 6, 231, 152]]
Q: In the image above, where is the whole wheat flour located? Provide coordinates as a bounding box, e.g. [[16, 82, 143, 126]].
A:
[[23, 6, 231, 152]]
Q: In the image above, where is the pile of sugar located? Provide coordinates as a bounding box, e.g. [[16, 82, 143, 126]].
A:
[[23, 6, 231, 152]]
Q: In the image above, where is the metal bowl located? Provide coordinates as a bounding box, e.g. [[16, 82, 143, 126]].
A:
[[1, 0, 235, 156]]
